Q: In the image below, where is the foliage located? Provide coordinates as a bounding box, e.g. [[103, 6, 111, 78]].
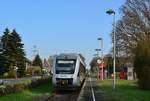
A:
[[9, 29, 26, 77], [134, 39, 150, 90], [114, 0, 150, 58], [112, 0, 150, 90], [90, 57, 99, 73], [0, 28, 26, 77], [3, 72, 8, 78], [26, 66, 42, 76], [32, 54, 43, 68], [13, 84, 25, 92], [0, 28, 11, 73], [0, 77, 51, 96], [8, 69, 17, 78], [0, 79, 53, 101]]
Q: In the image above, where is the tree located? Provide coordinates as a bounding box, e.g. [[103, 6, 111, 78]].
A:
[[134, 39, 150, 90], [114, 0, 150, 56], [114, 0, 150, 90], [32, 54, 43, 68], [90, 57, 99, 73], [1, 28, 11, 72], [10, 29, 26, 76], [1, 28, 26, 77]]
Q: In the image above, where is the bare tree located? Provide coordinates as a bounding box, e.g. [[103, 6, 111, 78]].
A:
[[114, 0, 150, 58]]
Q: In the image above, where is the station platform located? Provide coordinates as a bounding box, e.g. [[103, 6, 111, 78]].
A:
[[77, 78, 104, 101]]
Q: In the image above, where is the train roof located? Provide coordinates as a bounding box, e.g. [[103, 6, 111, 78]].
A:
[[56, 53, 85, 61]]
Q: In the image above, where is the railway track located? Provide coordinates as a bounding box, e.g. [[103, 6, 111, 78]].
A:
[[44, 80, 85, 101], [45, 89, 80, 101]]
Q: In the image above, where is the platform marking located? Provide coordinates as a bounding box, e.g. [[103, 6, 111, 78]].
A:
[[90, 77, 96, 101]]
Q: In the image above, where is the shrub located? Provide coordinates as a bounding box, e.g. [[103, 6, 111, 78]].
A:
[[0, 86, 6, 96], [26, 66, 42, 76], [29, 77, 50, 88], [134, 39, 150, 90], [0, 77, 51, 96], [13, 84, 25, 92], [8, 69, 17, 78], [3, 72, 8, 78], [0, 85, 13, 96]]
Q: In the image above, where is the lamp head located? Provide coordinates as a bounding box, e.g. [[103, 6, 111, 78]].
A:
[[106, 9, 115, 15], [95, 49, 101, 51], [98, 37, 102, 40]]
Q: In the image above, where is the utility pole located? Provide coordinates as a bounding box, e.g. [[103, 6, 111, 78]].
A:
[[32, 45, 39, 60]]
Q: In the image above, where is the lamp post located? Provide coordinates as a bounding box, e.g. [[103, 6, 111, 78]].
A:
[[93, 53, 99, 57], [106, 9, 116, 90], [98, 37, 103, 80]]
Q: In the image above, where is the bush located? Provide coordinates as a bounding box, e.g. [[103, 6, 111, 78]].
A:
[[0, 77, 51, 96], [3, 72, 8, 78], [0, 85, 13, 96], [134, 39, 150, 90], [13, 84, 25, 92], [26, 66, 42, 76], [0, 86, 6, 96], [8, 69, 17, 78], [29, 77, 50, 88]]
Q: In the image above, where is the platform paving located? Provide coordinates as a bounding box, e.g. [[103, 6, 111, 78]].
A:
[[78, 78, 104, 101]]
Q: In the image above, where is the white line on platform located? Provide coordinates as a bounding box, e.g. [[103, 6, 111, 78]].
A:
[[90, 77, 96, 101]]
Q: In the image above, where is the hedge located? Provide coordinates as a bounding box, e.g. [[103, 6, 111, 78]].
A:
[[0, 77, 51, 96]]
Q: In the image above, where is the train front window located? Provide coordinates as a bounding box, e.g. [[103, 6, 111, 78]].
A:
[[56, 59, 76, 74]]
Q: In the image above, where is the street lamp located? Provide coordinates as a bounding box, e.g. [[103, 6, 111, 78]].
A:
[[98, 37, 103, 80], [106, 9, 116, 90]]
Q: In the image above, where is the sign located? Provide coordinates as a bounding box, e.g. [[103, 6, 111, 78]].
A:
[[57, 60, 74, 64], [97, 59, 101, 64]]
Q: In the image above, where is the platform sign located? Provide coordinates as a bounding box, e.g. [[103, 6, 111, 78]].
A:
[[97, 59, 101, 64]]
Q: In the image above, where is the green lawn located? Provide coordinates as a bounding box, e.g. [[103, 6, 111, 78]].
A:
[[0, 80, 53, 101], [99, 80, 150, 101]]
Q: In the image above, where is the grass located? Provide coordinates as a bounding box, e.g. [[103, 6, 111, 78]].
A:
[[99, 80, 150, 101], [0, 80, 53, 101]]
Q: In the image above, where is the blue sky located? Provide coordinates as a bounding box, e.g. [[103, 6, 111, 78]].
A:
[[0, 0, 125, 67]]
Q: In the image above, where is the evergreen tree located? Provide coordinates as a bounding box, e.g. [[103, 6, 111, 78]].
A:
[[2, 28, 10, 49], [9, 29, 26, 76], [1, 28, 11, 72], [1, 28, 26, 76], [32, 54, 43, 68], [0, 37, 4, 74]]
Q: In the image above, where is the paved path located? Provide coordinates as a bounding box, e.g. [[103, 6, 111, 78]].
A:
[[78, 77, 104, 101]]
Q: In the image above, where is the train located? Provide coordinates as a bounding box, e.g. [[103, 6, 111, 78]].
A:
[[52, 53, 86, 90]]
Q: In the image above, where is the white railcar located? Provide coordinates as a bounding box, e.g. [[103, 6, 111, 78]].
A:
[[52, 53, 86, 90]]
